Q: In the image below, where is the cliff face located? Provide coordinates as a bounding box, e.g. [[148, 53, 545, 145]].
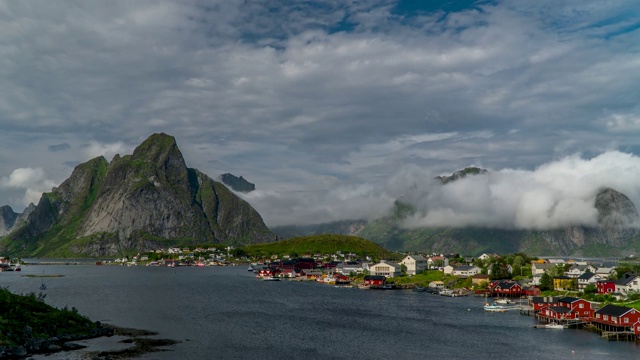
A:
[[0, 133, 276, 257], [0, 206, 18, 237]]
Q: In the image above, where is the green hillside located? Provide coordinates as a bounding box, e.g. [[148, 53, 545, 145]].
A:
[[243, 234, 396, 260]]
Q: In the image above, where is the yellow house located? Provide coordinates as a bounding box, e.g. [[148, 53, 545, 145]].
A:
[[553, 276, 574, 290]]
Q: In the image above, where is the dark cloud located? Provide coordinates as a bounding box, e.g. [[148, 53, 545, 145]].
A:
[[48, 143, 71, 152]]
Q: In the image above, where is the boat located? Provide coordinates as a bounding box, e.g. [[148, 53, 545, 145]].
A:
[[413, 286, 426, 292], [484, 303, 507, 312], [39, 284, 47, 290], [247, 266, 254, 272], [263, 276, 280, 281], [494, 298, 511, 305], [545, 323, 564, 329]]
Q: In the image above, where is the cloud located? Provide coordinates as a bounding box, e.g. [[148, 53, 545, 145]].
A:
[[81, 141, 130, 160], [400, 151, 640, 230], [0, 1, 639, 230], [48, 143, 71, 152], [0, 167, 56, 206]]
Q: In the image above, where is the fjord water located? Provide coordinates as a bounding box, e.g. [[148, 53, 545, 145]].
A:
[[3, 265, 639, 359]]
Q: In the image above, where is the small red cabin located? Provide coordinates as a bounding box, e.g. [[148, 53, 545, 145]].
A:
[[363, 275, 386, 286]]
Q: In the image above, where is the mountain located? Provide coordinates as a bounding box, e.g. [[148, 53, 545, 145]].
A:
[[0, 133, 276, 257], [272, 168, 640, 257], [218, 173, 255, 193]]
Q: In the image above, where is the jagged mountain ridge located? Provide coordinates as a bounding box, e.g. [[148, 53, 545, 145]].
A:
[[0, 133, 276, 257], [273, 168, 640, 256], [218, 173, 255, 193]]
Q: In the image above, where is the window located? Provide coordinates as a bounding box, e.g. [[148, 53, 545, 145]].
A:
[[604, 315, 609, 320], [579, 304, 584, 309], [624, 318, 629, 323]]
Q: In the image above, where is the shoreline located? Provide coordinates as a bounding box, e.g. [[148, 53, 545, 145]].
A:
[[7, 324, 180, 360]]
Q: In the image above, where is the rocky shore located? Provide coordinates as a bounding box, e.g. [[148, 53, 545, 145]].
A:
[[0, 288, 179, 359]]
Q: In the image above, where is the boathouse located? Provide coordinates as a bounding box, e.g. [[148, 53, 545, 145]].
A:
[[592, 304, 640, 331], [491, 280, 523, 297], [363, 275, 386, 286], [556, 297, 593, 318], [539, 306, 577, 321], [531, 296, 557, 311]]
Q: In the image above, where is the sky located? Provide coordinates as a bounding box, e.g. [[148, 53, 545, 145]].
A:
[[1, 0, 640, 230]]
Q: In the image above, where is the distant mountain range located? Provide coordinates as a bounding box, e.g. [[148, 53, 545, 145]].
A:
[[273, 168, 640, 257], [0, 133, 276, 257]]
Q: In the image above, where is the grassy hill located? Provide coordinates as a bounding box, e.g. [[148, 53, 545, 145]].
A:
[[243, 234, 396, 260]]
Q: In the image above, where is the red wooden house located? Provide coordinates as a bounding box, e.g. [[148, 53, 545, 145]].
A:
[[491, 280, 523, 297], [363, 275, 386, 286], [523, 286, 541, 297], [556, 297, 593, 318], [531, 296, 558, 311], [539, 306, 578, 321], [634, 320, 640, 335], [592, 304, 640, 330], [596, 280, 616, 294]]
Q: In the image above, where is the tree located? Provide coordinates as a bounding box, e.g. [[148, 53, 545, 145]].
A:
[[540, 273, 553, 291], [584, 283, 597, 295]]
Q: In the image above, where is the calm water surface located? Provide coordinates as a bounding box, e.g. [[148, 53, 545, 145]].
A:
[[2, 265, 639, 359]]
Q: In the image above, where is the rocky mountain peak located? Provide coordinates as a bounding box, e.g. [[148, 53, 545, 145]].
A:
[[595, 187, 639, 228], [436, 167, 487, 184], [0, 133, 276, 257]]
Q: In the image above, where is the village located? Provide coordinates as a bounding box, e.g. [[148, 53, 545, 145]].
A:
[[249, 251, 640, 343]]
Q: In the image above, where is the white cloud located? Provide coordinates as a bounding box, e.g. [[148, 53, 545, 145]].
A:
[[0, 167, 56, 207], [400, 151, 640, 230]]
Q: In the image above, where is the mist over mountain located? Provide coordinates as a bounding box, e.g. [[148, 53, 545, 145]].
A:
[[272, 161, 640, 257], [0, 133, 276, 257]]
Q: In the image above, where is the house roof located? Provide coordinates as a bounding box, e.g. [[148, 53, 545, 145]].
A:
[[495, 281, 520, 289], [557, 297, 582, 304], [578, 272, 596, 280], [596, 304, 635, 317], [615, 273, 639, 286], [549, 306, 572, 314], [364, 275, 386, 281], [532, 296, 557, 303], [404, 254, 427, 261], [454, 265, 477, 271]]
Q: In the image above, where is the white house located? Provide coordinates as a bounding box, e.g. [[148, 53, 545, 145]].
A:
[[531, 262, 556, 276], [615, 274, 640, 295], [443, 265, 454, 275], [577, 272, 602, 290], [400, 255, 427, 275], [595, 267, 617, 279], [565, 265, 589, 278], [370, 261, 402, 278], [452, 265, 480, 278]]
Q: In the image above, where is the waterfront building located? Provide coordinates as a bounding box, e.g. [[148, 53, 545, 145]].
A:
[[592, 304, 640, 331]]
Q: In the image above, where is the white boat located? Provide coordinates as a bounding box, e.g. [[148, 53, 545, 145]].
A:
[[484, 303, 507, 312], [263, 276, 280, 281], [39, 283, 47, 290], [494, 298, 511, 305], [545, 323, 564, 329]]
